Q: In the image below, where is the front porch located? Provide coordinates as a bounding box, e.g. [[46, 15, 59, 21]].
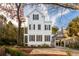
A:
[[23, 34, 52, 47]]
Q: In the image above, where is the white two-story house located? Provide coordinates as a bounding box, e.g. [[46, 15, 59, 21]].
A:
[[24, 4, 52, 47]]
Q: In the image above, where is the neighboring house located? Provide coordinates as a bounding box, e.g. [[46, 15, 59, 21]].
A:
[[55, 28, 65, 40], [23, 4, 52, 47], [52, 28, 69, 47]]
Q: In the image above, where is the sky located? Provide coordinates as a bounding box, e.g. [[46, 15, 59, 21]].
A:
[[55, 10, 79, 28], [24, 4, 79, 29]]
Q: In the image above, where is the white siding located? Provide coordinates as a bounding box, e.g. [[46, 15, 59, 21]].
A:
[[28, 10, 52, 35], [24, 9, 52, 47]]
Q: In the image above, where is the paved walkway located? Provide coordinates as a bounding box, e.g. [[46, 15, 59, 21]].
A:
[[30, 48, 67, 55], [30, 47, 79, 56]]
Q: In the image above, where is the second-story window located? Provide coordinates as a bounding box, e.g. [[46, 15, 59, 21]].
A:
[[33, 14, 39, 20], [38, 24, 41, 30], [45, 25, 51, 30], [49, 25, 51, 30], [29, 24, 31, 30], [25, 28, 28, 34], [45, 25, 47, 30], [33, 24, 35, 30]]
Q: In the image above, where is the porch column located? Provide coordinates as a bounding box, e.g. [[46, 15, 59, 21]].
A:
[[43, 35, 44, 42], [28, 35, 29, 43], [23, 22, 25, 46], [35, 35, 36, 42], [54, 38, 56, 48], [23, 35, 25, 46]]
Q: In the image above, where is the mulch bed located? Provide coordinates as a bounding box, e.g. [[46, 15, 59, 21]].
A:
[[16, 48, 33, 54], [0, 48, 5, 56]]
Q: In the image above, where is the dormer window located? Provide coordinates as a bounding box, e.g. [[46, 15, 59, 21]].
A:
[[33, 14, 39, 20]]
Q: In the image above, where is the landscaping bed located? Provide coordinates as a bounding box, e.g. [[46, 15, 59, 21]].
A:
[[4, 47, 67, 56], [0, 46, 70, 56], [0, 47, 5, 56], [16, 48, 33, 54], [5, 47, 27, 56]]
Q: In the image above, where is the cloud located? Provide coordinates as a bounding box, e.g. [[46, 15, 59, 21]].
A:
[[51, 9, 70, 26]]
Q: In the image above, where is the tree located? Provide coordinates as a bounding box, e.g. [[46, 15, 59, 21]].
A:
[[0, 21, 18, 45], [0, 3, 26, 46], [15, 3, 22, 46], [52, 26, 59, 34], [49, 3, 79, 10], [5, 21, 17, 40], [0, 15, 7, 26], [0, 15, 7, 39], [67, 17, 79, 36]]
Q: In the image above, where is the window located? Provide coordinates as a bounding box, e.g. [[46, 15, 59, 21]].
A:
[[29, 35, 35, 41], [25, 36, 28, 43], [36, 35, 42, 41], [25, 28, 28, 34], [29, 24, 31, 30], [45, 35, 50, 41], [45, 25, 51, 30], [33, 14, 39, 20], [45, 25, 46, 30], [38, 24, 41, 30], [49, 25, 51, 30], [45, 25, 48, 30], [33, 24, 35, 30]]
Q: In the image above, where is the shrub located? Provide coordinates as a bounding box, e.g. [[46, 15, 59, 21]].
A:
[[38, 45, 42, 48], [30, 45, 36, 48], [28, 44, 50, 48], [66, 42, 79, 49], [41, 44, 50, 48], [65, 48, 72, 56], [0, 38, 17, 45], [5, 47, 26, 56]]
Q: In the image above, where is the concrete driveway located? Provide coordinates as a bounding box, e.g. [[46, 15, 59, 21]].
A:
[[30, 48, 67, 55], [30, 47, 79, 56]]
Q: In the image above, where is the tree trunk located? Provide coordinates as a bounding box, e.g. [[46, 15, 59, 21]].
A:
[[16, 3, 22, 46]]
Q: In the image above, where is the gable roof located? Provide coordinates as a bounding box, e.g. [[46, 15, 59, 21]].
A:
[[27, 8, 45, 17]]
